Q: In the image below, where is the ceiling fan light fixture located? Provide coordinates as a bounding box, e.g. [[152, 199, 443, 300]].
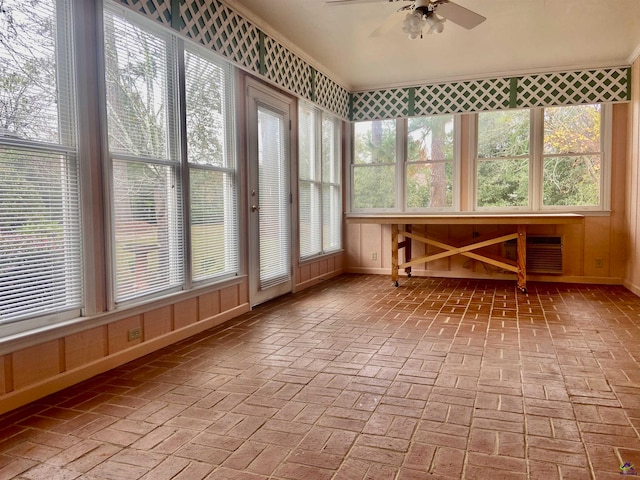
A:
[[401, 6, 445, 39], [425, 13, 445, 34], [401, 10, 426, 39]]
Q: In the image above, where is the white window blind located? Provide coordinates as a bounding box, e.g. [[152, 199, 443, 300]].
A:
[[258, 106, 290, 290], [298, 102, 342, 259], [185, 48, 238, 283], [299, 103, 321, 258], [321, 112, 341, 253], [0, 0, 82, 323], [104, 5, 183, 303]]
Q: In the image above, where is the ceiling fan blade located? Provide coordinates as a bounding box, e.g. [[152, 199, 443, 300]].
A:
[[370, 9, 405, 37], [436, 1, 486, 29]]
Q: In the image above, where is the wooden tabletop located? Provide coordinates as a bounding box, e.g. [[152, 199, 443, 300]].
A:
[[345, 213, 584, 225]]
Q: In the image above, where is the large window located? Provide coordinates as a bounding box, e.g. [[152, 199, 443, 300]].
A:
[[185, 47, 238, 282], [299, 102, 342, 259], [474, 104, 608, 211], [104, 6, 238, 304], [0, 0, 82, 323], [104, 6, 182, 303], [351, 115, 457, 212]]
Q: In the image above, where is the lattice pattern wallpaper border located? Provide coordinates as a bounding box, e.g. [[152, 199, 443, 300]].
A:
[[181, 0, 261, 73], [352, 67, 629, 122], [117, 0, 172, 26]]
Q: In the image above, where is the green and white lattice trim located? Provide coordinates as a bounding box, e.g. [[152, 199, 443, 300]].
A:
[[117, 0, 172, 26], [351, 67, 630, 121], [517, 68, 630, 107], [113, 1, 628, 122], [181, 0, 261, 73], [315, 71, 350, 120]]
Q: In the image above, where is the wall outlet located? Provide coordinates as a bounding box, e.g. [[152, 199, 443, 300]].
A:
[[371, 252, 377, 261], [128, 327, 142, 342], [595, 257, 603, 268]]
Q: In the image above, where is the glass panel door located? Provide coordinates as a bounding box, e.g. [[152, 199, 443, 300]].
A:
[[246, 80, 292, 305]]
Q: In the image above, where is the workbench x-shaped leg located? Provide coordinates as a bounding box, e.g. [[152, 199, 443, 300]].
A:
[[391, 225, 528, 292]]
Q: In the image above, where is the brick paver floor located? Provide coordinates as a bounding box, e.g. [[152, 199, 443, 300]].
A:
[[1, 274, 640, 479]]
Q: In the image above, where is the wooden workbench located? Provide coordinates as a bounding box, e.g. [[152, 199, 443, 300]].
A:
[[345, 214, 584, 292]]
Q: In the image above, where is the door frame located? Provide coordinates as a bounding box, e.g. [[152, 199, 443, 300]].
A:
[[245, 77, 296, 307]]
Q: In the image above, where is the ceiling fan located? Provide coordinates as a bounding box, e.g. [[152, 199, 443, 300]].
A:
[[325, 0, 486, 39]]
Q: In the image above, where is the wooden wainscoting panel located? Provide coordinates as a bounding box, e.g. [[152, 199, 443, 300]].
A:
[[174, 297, 198, 330], [12, 340, 61, 390], [143, 305, 173, 340], [220, 284, 240, 313], [108, 315, 142, 354], [65, 326, 107, 370], [199, 290, 221, 321]]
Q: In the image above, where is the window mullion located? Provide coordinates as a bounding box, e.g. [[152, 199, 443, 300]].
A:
[[531, 108, 543, 211], [176, 38, 192, 289], [397, 118, 407, 211], [601, 104, 612, 211], [316, 107, 324, 253]]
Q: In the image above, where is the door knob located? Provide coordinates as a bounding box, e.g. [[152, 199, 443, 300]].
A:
[[251, 205, 261, 212]]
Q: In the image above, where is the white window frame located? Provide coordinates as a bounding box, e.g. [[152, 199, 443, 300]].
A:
[[298, 101, 342, 260], [404, 115, 460, 213], [0, 0, 82, 325], [349, 115, 460, 213], [102, 4, 239, 307], [471, 104, 611, 213], [183, 43, 239, 287], [103, 4, 183, 306]]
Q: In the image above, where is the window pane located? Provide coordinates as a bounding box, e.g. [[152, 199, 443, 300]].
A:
[[543, 156, 600, 206], [477, 158, 529, 207], [299, 180, 322, 258], [544, 104, 601, 155], [354, 120, 396, 165], [113, 160, 183, 301], [0, 148, 81, 323], [191, 169, 237, 281], [322, 184, 341, 252], [353, 165, 395, 209], [0, 0, 81, 323], [299, 104, 317, 181], [408, 115, 453, 162], [322, 114, 340, 183], [477, 110, 530, 158], [407, 162, 453, 208], [185, 50, 230, 168], [0, 0, 74, 145], [185, 48, 238, 282], [299, 104, 341, 259], [104, 9, 173, 160], [258, 106, 289, 290]]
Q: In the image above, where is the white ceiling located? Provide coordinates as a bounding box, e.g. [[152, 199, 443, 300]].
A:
[[224, 0, 640, 92]]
